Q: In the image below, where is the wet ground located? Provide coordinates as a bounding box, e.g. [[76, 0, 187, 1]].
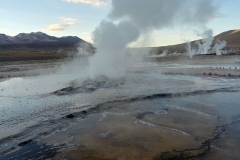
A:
[[0, 55, 240, 159], [1, 90, 240, 160], [49, 91, 240, 160]]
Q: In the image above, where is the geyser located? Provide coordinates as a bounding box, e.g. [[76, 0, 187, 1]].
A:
[[87, 0, 221, 80], [89, 20, 140, 80], [187, 29, 227, 58]]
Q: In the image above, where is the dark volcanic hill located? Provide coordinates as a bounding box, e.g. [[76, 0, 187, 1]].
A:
[[0, 32, 94, 53], [11, 32, 57, 42], [0, 34, 12, 43], [215, 29, 240, 48], [0, 32, 83, 43]]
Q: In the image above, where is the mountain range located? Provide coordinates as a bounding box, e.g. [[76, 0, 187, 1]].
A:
[[0, 29, 239, 62], [0, 29, 239, 54], [0, 32, 96, 54], [0, 32, 84, 43]]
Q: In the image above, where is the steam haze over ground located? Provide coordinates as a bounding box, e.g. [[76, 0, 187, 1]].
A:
[[1, 0, 240, 160], [76, 0, 226, 80]]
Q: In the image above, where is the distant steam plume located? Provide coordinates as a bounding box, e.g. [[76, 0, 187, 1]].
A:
[[88, 0, 221, 79], [187, 29, 227, 58], [213, 39, 227, 55]]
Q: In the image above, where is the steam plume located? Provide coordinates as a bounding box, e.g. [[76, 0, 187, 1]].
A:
[[89, 0, 220, 79], [213, 39, 227, 55], [187, 29, 227, 58]]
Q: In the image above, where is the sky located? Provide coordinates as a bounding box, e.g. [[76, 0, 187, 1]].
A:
[[0, 0, 239, 47]]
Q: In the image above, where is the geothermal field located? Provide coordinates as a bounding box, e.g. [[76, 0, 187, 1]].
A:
[[0, 54, 240, 160], [1, 0, 240, 160]]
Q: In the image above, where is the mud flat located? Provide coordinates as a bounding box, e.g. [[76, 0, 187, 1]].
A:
[[0, 55, 240, 159], [44, 91, 240, 160], [0, 61, 61, 80]]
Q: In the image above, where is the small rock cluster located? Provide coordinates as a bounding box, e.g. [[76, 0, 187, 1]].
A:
[[53, 75, 125, 95], [164, 72, 240, 78]]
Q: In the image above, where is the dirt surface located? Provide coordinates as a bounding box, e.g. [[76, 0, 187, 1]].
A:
[[0, 61, 61, 79], [0, 55, 240, 160]]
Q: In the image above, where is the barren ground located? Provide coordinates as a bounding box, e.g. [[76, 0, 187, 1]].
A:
[[0, 55, 240, 160]]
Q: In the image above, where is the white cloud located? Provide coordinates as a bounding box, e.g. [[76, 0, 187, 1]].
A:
[[43, 24, 72, 31], [62, 0, 106, 6], [164, 35, 180, 38], [60, 17, 78, 23], [42, 17, 78, 32]]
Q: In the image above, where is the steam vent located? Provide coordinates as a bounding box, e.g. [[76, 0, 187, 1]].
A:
[[1, 0, 240, 159]]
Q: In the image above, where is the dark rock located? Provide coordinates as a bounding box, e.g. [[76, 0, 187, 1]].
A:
[[18, 139, 32, 146], [81, 110, 87, 114], [208, 72, 212, 76], [49, 119, 55, 123], [227, 73, 232, 77], [1, 68, 20, 72], [53, 86, 80, 95], [82, 79, 95, 85], [53, 85, 95, 95], [58, 86, 74, 92], [53, 77, 124, 96], [66, 114, 74, 118]]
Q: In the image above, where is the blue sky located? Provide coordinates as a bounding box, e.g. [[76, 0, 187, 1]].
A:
[[0, 0, 239, 47]]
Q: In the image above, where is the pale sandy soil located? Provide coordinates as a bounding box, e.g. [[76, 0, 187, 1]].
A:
[[0, 61, 59, 79], [0, 55, 240, 160]]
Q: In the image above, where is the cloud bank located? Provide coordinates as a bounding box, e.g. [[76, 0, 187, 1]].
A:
[[63, 0, 106, 6], [108, 0, 219, 30], [43, 17, 78, 32]]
